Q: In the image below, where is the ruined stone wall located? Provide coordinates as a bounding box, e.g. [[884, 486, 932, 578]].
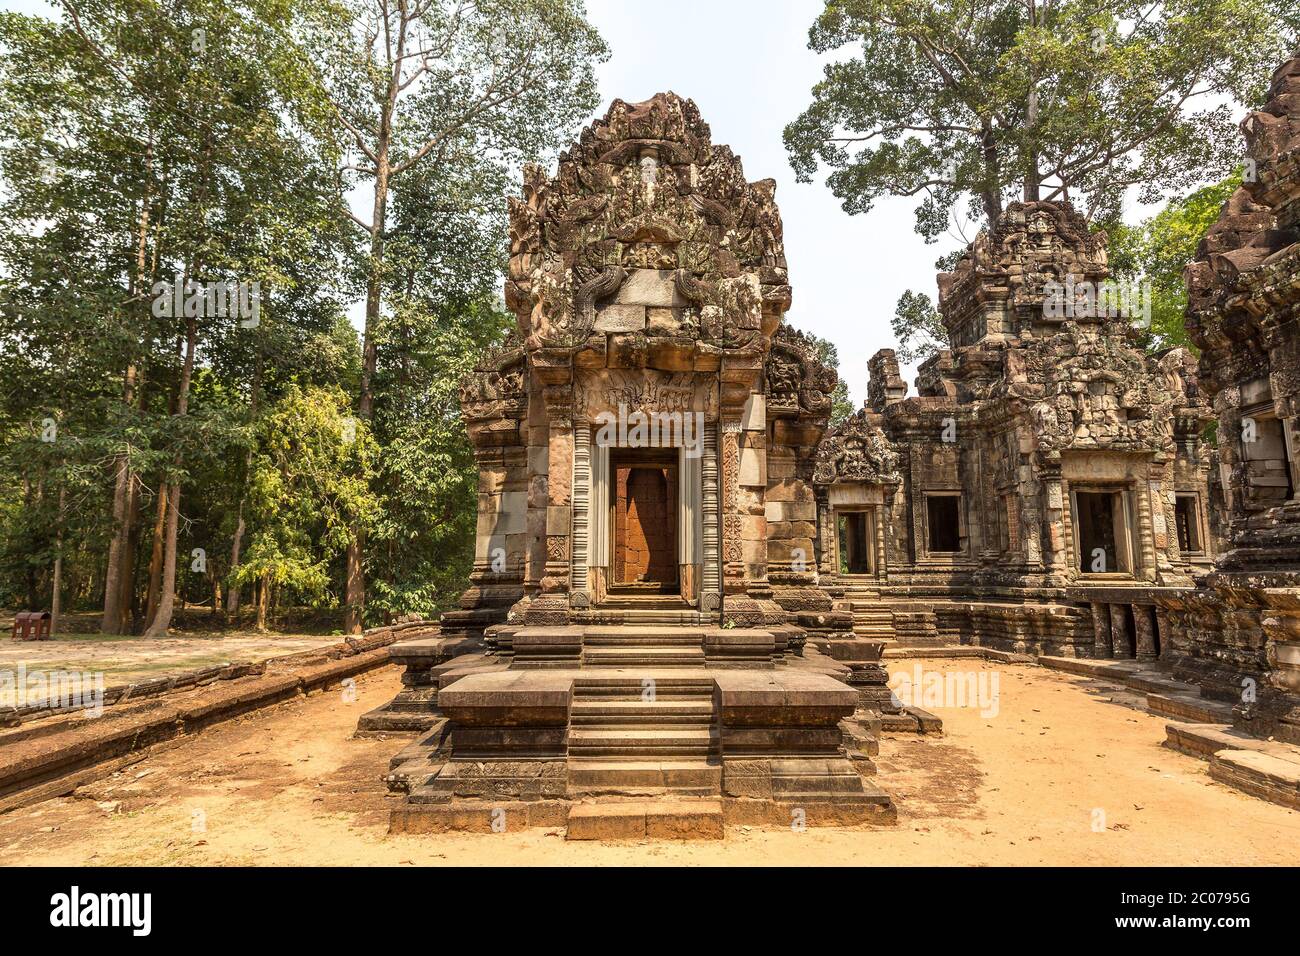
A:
[[1159, 51, 1300, 740]]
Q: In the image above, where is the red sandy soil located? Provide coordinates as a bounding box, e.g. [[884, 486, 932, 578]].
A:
[[0, 659, 1295, 866]]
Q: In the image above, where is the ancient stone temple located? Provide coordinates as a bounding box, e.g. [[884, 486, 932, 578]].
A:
[[1157, 51, 1300, 744], [815, 201, 1214, 658], [368, 94, 914, 837]]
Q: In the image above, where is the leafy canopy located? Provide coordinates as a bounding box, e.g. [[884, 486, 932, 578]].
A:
[[786, 0, 1300, 240]]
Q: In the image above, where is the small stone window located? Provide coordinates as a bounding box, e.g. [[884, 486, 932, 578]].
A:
[[837, 511, 871, 574], [1174, 494, 1202, 555], [926, 494, 963, 554]]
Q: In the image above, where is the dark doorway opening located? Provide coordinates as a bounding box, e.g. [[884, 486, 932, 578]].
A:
[[1076, 491, 1122, 573], [926, 495, 962, 553], [837, 511, 871, 574], [611, 450, 678, 592], [1174, 494, 1201, 554]]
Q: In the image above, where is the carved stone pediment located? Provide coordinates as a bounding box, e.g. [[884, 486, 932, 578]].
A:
[[814, 409, 901, 486]]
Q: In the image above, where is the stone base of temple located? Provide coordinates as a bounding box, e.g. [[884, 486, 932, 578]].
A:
[[835, 590, 1096, 657], [1155, 572, 1300, 747], [354, 634, 491, 736], [389, 789, 897, 838], [372, 620, 918, 837]]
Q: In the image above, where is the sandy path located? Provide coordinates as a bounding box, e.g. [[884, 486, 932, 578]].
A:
[[0, 659, 1295, 866]]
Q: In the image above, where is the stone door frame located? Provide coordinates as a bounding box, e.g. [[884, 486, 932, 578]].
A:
[[570, 421, 718, 610]]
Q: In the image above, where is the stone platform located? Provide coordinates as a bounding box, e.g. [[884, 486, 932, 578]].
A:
[[375, 623, 907, 837]]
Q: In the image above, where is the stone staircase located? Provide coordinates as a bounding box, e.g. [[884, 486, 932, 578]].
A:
[[388, 614, 895, 837], [847, 599, 895, 642], [581, 626, 707, 667], [573, 593, 715, 627], [567, 672, 721, 796]]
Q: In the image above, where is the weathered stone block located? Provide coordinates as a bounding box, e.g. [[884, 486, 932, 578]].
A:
[[594, 304, 645, 333], [615, 269, 686, 307]]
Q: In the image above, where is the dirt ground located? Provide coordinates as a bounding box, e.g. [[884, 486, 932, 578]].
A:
[[0, 632, 340, 690], [0, 658, 1295, 866]]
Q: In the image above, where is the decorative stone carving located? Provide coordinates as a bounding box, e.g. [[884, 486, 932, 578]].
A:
[[814, 409, 901, 486]]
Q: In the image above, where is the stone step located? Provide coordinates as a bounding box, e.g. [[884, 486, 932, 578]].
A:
[[570, 699, 714, 723], [1210, 750, 1300, 810], [583, 633, 704, 647], [566, 799, 724, 840], [567, 758, 722, 794], [1124, 673, 1191, 696], [583, 646, 707, 667], [573, 677, 714, 700], [1164, 722, 1278, 760], [568, 727, 716, 757], [1147, 692, 1237, 724], [1039, 656, 1146, 679], [574, 610, 712, 626]]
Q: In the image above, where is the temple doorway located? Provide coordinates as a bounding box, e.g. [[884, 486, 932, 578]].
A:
[[611, 449, 679, 593]]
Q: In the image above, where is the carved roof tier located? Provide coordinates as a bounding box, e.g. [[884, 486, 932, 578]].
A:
[[505, 92, 791, 355]]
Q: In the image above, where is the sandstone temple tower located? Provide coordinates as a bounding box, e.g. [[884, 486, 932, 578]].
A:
[[450, 92, 836, 636], [815, 202, 1213, 658], [1160, 51, 1300, 743]]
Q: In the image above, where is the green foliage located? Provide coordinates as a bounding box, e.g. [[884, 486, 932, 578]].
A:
[[234, 386, 378, 605], [0, 0, 608, 630], [1106, 175, 1242, 352], [891, 289, 947, 364], [786, 0, 1299, 240]]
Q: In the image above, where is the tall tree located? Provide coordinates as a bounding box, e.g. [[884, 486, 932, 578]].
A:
[[786, 0, 1300, 240], [0, 0, 356, 635], [295, 0, 606, 630]]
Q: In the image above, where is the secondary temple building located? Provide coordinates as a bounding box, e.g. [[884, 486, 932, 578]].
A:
[[1161, 49, 1300, 745], [814, 202, 1216, 661]]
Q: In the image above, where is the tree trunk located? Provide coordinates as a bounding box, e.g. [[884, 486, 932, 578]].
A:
[[51, 487, 66, 636], [103, 142, 155, 633], [226, 352, 261, 620], [143, 314, 197, 638], [1022, 4, 1041, 203], [980, 124, 1003, 226], [344, 136, 391, 635], [100, 363, 138, 633], [144, 480, 169, 628], [256, 573, 269, 631], [226, 509, 245, 619], [119, 471, 142, 631]]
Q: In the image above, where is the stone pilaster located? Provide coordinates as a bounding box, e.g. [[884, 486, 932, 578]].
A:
[[1133, 606, 1157, 661], [701, 421, 721, 612], [1091, 602, 1113, 658], [1109, 603, 1133, 659], [720, 420, 745, 595]]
